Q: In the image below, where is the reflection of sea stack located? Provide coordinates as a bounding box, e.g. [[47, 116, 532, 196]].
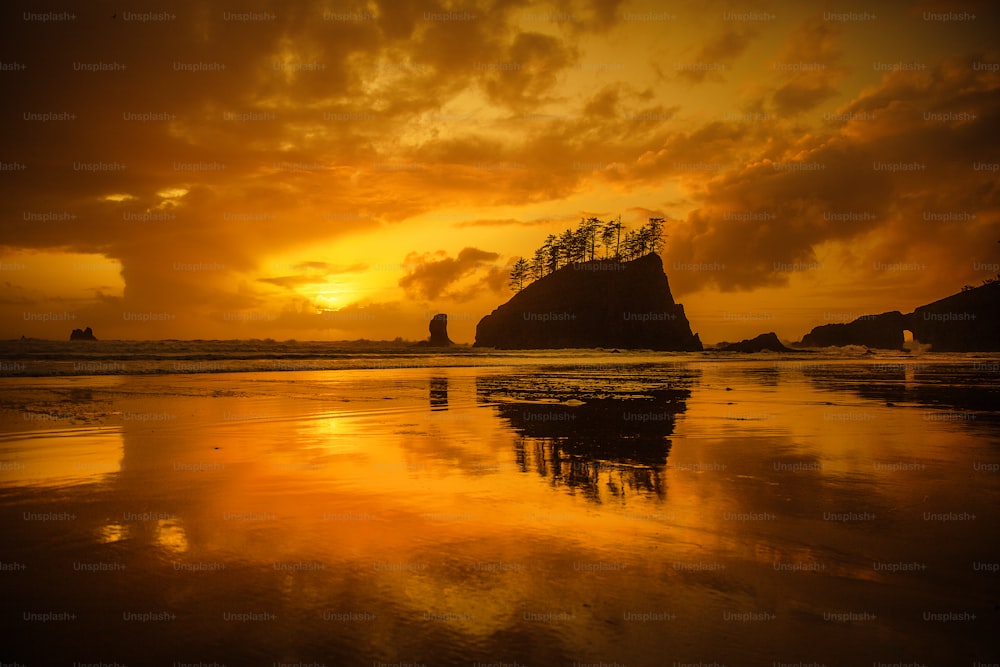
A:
[[427, 313, 454, 346], [430, 376, 449, 409], [70, 327, 97, 341]]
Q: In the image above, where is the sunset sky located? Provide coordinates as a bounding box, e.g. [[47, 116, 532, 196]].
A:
[[2, 0, 998, 344]]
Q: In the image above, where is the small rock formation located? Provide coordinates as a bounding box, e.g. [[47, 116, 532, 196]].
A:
[[799, 311, 906, 350], [720, 332, 791, 352], [70, 327, 97, 341], [474, 253, 702, 350], [426, 313, 453, 346]]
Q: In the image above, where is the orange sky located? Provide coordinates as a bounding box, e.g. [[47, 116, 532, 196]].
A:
[[1, 0, 998, 344]]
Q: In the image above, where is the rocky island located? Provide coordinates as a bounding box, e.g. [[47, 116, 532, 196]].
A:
[[414, 313, 454, 347], [474, 216, 701, 350], [796, 280, 1000, 351], [70, 327, 97, 341], [799, 311, 906, 350], [720, 332, 791, 352]]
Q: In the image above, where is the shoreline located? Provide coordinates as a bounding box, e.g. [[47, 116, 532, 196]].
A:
[[1, 345, 995, 379], [1, 360, 997, 665]]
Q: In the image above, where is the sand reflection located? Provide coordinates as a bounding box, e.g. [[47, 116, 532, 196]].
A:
[[1, 362, 998, 665]]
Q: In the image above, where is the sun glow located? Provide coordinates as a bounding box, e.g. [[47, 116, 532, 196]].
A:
[[312, 293, 343, 310]]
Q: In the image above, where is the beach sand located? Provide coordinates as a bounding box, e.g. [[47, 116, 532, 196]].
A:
[[1, 359, 998, 664]]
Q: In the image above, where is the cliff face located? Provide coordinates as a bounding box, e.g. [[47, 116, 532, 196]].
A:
[[795, 281, 1000, 351], [905, 281, 1000, 352], [799, 311, 906, 349], [474, 253, 702, 350]]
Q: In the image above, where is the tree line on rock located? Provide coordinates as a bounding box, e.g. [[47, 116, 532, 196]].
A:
[[962, 274, 999, 292], [509, 216, 667, 292]]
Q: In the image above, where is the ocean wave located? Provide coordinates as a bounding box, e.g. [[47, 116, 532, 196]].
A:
[[0, 338, 994, 377]]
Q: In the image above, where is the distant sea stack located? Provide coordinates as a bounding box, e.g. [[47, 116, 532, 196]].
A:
[[799, 311, 906, 350], [720, 332, 791, 352], [474, 254, 702, 350], [427, 313, 454, 346], [70, 327, 97, 341]]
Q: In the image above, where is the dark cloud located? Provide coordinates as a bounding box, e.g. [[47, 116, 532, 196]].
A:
[[662, 53, 1000, 295], [454, 216, 560, 228], [258, 276, 319, 289], [675, 27, 757, 83], [398, 247, 503, 301], [479, 31, 578, 109], [259, 262, 368, 289], [769, 16, 845, 115]]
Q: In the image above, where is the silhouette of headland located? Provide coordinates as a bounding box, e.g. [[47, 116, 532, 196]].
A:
[[800, 312, 906, 349], [796, 281, 1000, 351], [474, 253, 702, 350]]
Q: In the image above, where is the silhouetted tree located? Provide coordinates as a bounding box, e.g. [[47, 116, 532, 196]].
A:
[[543, 234, 560, 274], [509, 257, 529, 292], [622, 229, 638, 260], [531, 247, 546, 281], [580, 217, 602, 260], [612, 215, 623, 258], [574, 226, 591, 262], [600, 220, 617, 259], [559, 229, 577, 266], [638, 226, 652, 256], [519, 212, 672, 283], [646, 216, 665, 253]]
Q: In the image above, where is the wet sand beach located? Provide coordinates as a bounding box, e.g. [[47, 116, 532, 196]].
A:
[[1, 355, 998, 665]]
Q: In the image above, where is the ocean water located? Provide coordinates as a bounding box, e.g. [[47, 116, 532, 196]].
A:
[[0, 343, 998, 665]]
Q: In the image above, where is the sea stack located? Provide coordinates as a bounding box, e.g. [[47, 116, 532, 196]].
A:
[[474, 253, 702, 350], [70, 327, 97, 341], [720, 332, 791, 352], [427, 313, 454, 346]]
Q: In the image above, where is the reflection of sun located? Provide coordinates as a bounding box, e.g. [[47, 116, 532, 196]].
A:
[[103, 193, 135, 202], [97, 523, 130, 544], [155, 519, 189, 554]]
